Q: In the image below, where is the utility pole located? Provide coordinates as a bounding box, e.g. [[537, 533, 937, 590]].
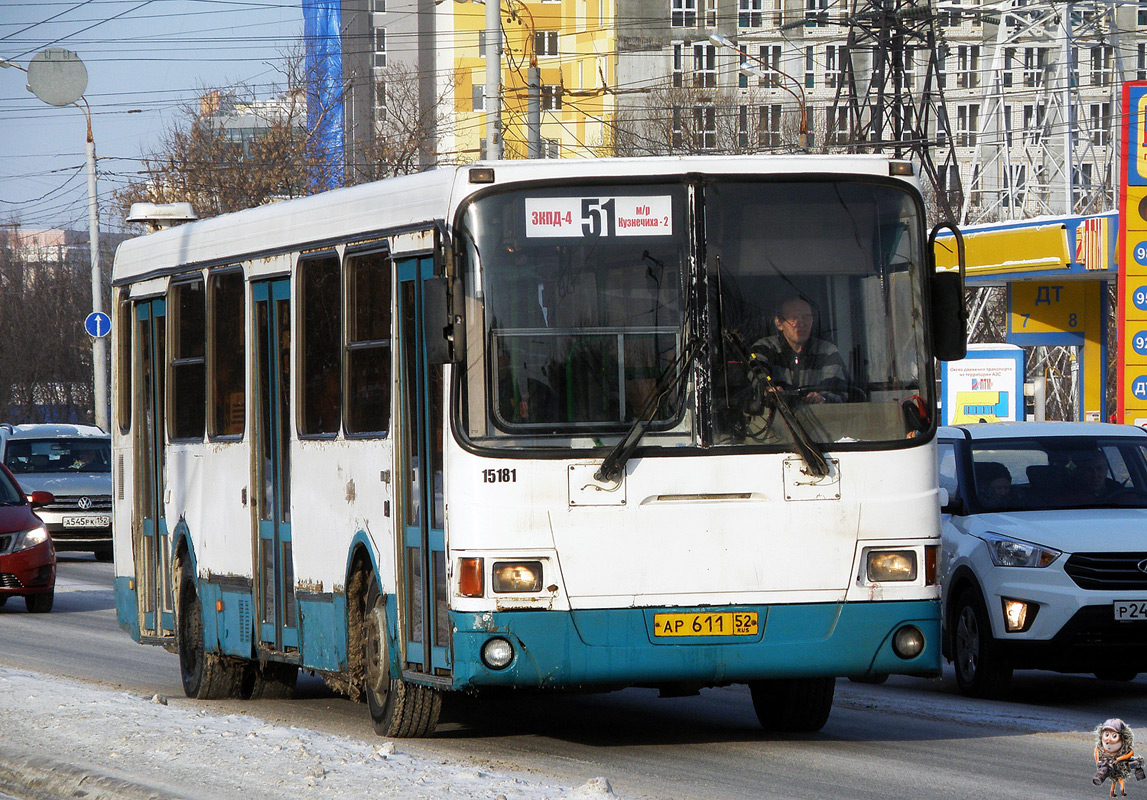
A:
[[485, 0, 503, 159]]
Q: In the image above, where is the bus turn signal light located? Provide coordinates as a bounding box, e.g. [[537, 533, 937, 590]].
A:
[[459, 557, 484, 597]]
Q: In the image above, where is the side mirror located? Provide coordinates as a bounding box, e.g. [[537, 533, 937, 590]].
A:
[[939, 488, 965, 515], [928, 223, 967, 362], [28, 490, 54, 508], [423, 276, 463, 365]]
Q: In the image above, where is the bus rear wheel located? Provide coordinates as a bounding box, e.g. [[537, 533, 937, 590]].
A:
[[749, 677, 835, 732], [177, 559, 243, 699], [363, 580, 441, 737], [243, 661, 298, 700]]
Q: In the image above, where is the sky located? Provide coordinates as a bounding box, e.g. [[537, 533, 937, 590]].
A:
[[0, 667, 625, 799], [0, 0, 307, 233]]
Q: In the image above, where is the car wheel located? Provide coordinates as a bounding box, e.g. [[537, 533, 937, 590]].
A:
[[848, 673, 889, 685], [363, 579, 441, 737], [177, 559, 243, 699], [0, 596, 8, 608], [93, 546, 113, 562], [25, 591, 53, 613], [1095, 670, 1139, 682], [952, 588, 1012, 698], [749, 677, 835, 732]]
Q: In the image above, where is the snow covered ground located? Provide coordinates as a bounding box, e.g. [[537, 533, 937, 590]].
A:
[[0, 668, 621, 800]]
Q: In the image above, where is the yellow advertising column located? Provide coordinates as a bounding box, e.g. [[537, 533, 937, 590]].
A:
[[1119, 82, 1147, 424]]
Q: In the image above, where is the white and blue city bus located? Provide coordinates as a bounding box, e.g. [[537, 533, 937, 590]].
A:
[[111, 155, 966, 736]]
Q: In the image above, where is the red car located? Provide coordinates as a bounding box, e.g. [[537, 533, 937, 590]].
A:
[[0, 462, 55, 613]]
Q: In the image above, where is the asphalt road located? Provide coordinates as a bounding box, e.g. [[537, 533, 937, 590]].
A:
[[1, 553, 1139, 800]]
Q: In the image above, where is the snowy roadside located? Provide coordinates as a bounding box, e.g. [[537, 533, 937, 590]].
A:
[[0, 668, 621, 800]]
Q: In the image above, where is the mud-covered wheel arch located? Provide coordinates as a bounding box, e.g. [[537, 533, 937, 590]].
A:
[[344, 549, 374, 702]]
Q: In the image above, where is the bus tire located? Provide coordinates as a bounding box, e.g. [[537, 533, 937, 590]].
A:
[[244, 661, 298, 700], [363, 580, 441, 737], [749, 677, 835, 732], [951, 588, 1011, 699], [177, 561, 243, 700]]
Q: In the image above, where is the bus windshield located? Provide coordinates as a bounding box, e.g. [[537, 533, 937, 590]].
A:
[[457, 177, 932, 451]]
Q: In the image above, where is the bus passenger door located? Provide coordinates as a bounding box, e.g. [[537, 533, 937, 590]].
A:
[[135, 298, 174, 638], [396, 256, 449, 676], [252, 278, 298, 654]]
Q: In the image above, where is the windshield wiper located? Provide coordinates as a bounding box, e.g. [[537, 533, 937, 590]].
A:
[[595, 333, 703, 483], [723, 331, 830, 478]]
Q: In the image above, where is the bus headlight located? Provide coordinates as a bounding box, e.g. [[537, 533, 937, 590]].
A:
[[492, 561, 542, 593], [866, 550, 917, 582], [481, 637, 514, 669]]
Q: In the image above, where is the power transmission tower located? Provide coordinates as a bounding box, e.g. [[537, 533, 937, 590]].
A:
[[828, 0, 963, 223], [960, 0, 1121, 225]]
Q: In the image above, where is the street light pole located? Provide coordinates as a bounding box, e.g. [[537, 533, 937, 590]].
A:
[[4, 49, 108, 430], [485, 0, 502, 159], [709, 33, 810, 150]]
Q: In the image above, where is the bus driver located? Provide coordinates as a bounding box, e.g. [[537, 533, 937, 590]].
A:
[[751, 294, 849, 404]]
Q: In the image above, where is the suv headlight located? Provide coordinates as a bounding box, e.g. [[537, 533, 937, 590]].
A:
[[13, 525, 49, 553], [981, 531, 1060, 568]]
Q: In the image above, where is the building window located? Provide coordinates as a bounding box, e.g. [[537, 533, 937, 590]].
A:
[[300, 252, 342, 437], [738, 45, 749, 89], [956, 103, 979, 147], [758, 44, 781, 87], [1140, 43, 1147, 81], [694, 104, 717, 150], [1002, 164, 1026, 208], [825, 45, 846, 88], [542, 85, 563, 111], [672, 42, 684, 87], [472, 85, 485, 111], [1090, 46, 1113, 87], [738, 105, 750, 148], [739, 0, 763, 27], [804, 46, 815, 88], [170, 278, 206, 441], [759, 103, 782, 147], [693, 43, 716, 88], [903, 46, 916, 91], [1090, 102, 1111, 146], [957, 45, 979, 88], [1139, 0, 1147, 25], [371, 0, 385, 10], [542, 139, 561, 158], [374, 28, 387, 68], [827, 105, 848, 145], [208, 271, 244, 438], [672, 106, 684, 148], [672, 0, 697, 27], [1002, 47, 1014, 88], [1023, 47, 1045, 87], [704, 0, 717, 26], [1022, 103, 1045, 145], [1002, 104, 1013, 147], [936, 47, 947, 89], [805, 0, 827, 26], [935, 106, 949, 147], [535, 30, 558, 56], [345, 250, 391, 435]]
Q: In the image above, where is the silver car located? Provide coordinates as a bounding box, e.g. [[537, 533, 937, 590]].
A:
[[0, 424, 112, 561]]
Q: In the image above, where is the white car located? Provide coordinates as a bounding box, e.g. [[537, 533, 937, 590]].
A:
[[938, 422, 1147, 697]]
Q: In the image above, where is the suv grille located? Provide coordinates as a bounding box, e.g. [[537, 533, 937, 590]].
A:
[[42, 495, 112, 513], [1064, 552, 1147, 590]]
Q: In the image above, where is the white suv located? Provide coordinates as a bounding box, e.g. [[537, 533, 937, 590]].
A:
[[0, 424, 113, 561], [938, 422, 1147, 697]]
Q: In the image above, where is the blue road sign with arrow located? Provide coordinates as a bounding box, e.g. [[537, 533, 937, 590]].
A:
[[85, 311, 111, 338]]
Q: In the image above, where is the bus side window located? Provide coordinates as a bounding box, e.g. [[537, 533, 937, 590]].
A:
[[208, 270, 245, 438], [300, 253, 342, 436], [170, 277, 206, 441], [345, 250, 391, 435]]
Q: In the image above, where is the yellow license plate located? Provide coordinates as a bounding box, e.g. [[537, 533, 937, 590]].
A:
[[653, 611, 759, 637]]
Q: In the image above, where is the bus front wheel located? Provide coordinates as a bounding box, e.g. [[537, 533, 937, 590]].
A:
[[363, 580, 441, 737], [177, 559, 243, 700], [749, 677, 835, 732]]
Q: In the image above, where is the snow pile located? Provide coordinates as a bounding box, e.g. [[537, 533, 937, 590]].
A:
[[0, 668, 620, 800]]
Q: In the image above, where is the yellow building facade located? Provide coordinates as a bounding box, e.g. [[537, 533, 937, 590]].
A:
[[449, 0, 617, 160]]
